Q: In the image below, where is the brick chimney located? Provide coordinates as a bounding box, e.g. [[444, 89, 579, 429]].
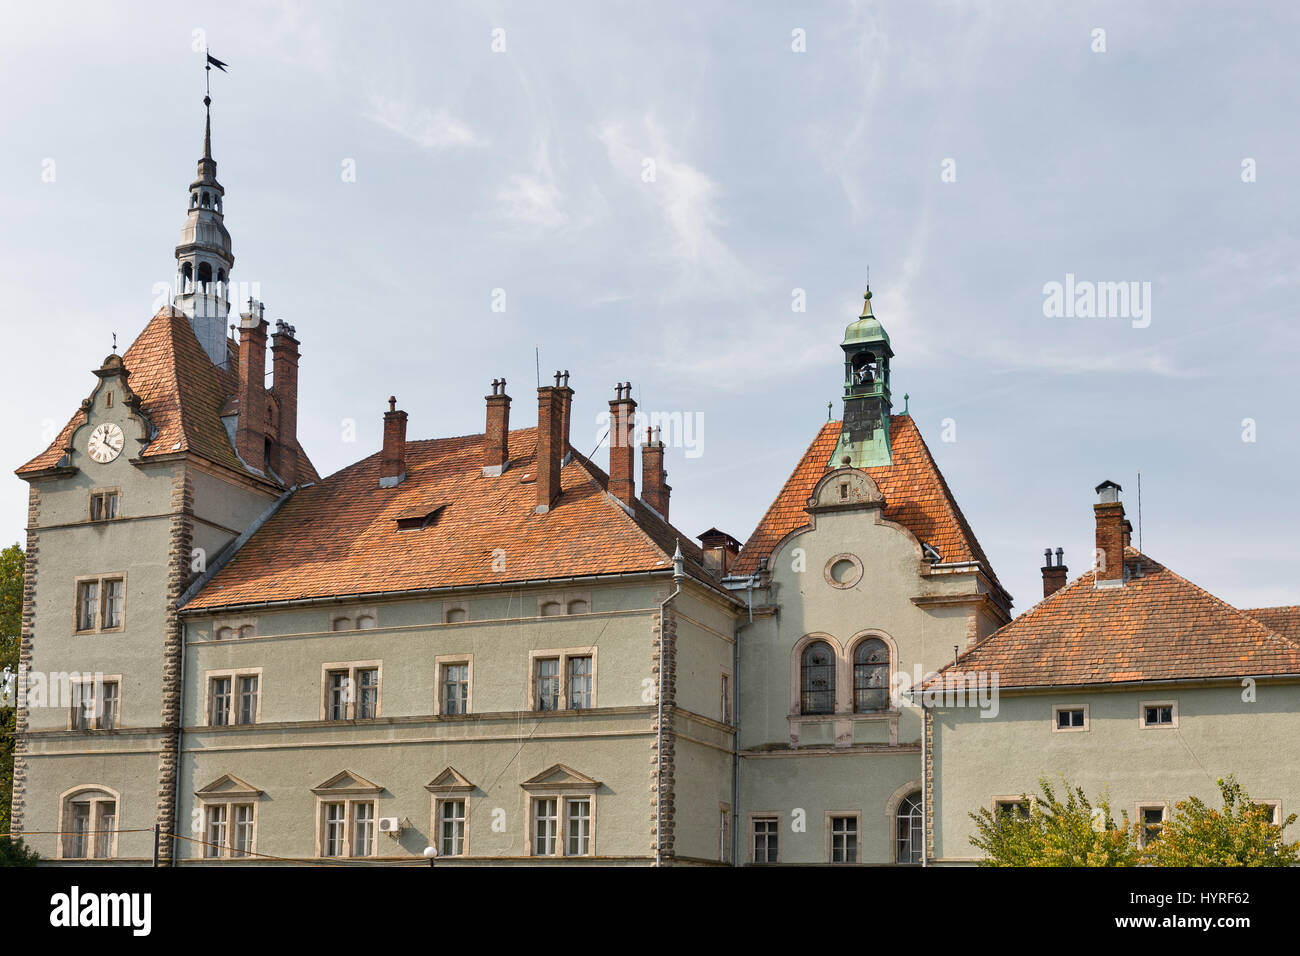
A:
[[641, 426, 671, 519], [698, 528, 741, 576], [556, 370, 573, 464], [1041, 547, 1068, 598], [1093, 480, 1131, 585], [380, 397, 407, 487], [235, 303, 268, 471], [484, 378, 511, 476], [608, 382, 636, 506], [535, 383, 563, 513], [270, 320, 300, 485]]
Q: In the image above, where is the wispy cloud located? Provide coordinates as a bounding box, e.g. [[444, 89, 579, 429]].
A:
[[366, 96, 481, 150]]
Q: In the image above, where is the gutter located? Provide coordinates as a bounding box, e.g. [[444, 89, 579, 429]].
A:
[[656, 544, 686, 868], [177, 487, 294, 608], [730, 570, 759, 866]]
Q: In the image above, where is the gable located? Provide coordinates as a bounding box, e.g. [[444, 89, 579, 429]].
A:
[[425, 767, 475, 793], [520, 764, 600, 791], [195, 773, 263, 798], [310, 770, 383, 795]]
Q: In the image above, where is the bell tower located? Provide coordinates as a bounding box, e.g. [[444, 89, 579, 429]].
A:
[[830, 285, 894, 469], [174, 94, 235, 368]]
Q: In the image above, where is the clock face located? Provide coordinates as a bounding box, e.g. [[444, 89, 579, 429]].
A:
[[87, 423, 125, 464]]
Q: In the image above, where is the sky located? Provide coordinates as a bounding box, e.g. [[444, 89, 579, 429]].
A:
[[1, 1, 1297, 616]]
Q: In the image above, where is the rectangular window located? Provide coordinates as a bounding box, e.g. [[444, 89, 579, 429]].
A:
[[71, 679, 120, 731], [76, 581, 99, 632], [72, 682, 95, 731], [237, 676, 259, 724], [1140, 806, 1165, 846], [94, 802, 115, 860], [352, 802, 375, 857], [439, 799, 466, 857], [100, 681, 119, 730], [830, 816, 858, 863], [720, 808, 731, 863], [1054, 706, 1087, 731], [205, 804, 228, 858], [323, 803, 346, 857], [1141, 701, 1177, 727], [566, 798, 591, 856], [89, 491, 120, 521], [567, 656, 592, 710], [442, 663, 469, 716], [721, 674, 731, 723], [210, 677, 232, 726], [327, 671, 349, 720], [357, 669, 379, 719], [995, 799, 1029, 818], [753, 817, 778, 863], [535, 658, 560, 712], [70, 802, 91, 859], [533, 798, 558, 855], [232, 805, 254, 858], [100, 578, 125, 629]]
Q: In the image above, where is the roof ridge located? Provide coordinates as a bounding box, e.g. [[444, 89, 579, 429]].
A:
[[736, 420, 839, 560]]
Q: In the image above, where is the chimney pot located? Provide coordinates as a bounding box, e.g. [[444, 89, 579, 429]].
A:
[[1042, 546, 1068, 598], [484, 378, 512, 476], [1093, 482, 1127, 584], [608, 382, 636, 506], [641, 424, 671, 520]]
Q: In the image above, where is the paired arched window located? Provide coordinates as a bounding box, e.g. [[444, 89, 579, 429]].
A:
[[896, 791, 923, 864], [853, 638, 889, 712], [800, 641, 835, 715], [60, 787, 118, 859]]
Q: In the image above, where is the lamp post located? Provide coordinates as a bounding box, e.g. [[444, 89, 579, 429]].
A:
[[423, 845, 438, 868]]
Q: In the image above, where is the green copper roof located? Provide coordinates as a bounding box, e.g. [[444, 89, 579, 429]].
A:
[[841, 288, 891, 347]]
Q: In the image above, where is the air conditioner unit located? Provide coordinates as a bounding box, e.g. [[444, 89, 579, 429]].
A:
[[378, 817, 403, 835]]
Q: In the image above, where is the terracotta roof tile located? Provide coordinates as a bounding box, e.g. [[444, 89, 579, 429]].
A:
[[184, 429, 717, 610], [16, 308, 318, 484], [732, 415, 1001, 585], [1243, 606, 1300, 645], [937, 551, 1300, 688]]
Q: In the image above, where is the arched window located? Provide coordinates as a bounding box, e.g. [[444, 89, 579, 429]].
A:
[[60, 787, 118, 859], [332, 616, 351, 632], [197, 261, 212, 290], [191, 192, 198, 208], [566, 599, 589, 615], [217, 268, 226, 285], [800, 641, 835, 715], [896, 792, 923, 864], [444, 607, 467, 624], [201, 191, 211, 207], [356, 614, 376, 630], [181, 261, 193, 292], [853, 638, 890, 712], [540, 601, 562, 617]]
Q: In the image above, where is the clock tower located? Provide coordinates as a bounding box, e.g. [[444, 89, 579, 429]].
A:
[[173, 96, 235, 368], [829, 286, 894, 469]]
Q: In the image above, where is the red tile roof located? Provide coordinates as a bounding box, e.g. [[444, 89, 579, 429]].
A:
[[937, 551, 1300, 688], [16, 308, 317, 484], [732, 416, 1002, 586], [1244, 606, 1300, 644], [184, 429, 718, 611]]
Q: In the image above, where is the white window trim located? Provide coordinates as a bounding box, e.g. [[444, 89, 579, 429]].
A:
[[320, 660, 383, 720], [434, 654, 474, 716], [1139, 699, 1179, 729], [203, 667, 264, 726], [67, 674, 123, 731], [56, 785, 121, 860], [523, 782, 599, 858], [825, 810, 862, 864], [748, 811, 781, 864], [198, 799, 259, 860], [432, 796, 470, 858], [1052, 703, 1090, 733], [527, 647, 598, 711], [72, 572, 128, 634], [313, 797, 379, 859]]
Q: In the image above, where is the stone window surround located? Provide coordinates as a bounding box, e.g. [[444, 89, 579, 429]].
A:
[[991, 794, 1035, 815], [442, 601, 469, 624], [313, 796, 379, 859], [72, 571, 128, 634], [1052, 702, 1090, 733], [527, 647, 598, 711], [426, 769, 475, 858], [1251, 799, 1283, 825], [788, 630, 899, 718], [66, 673, 123, 731], [522, 772, 599, 858], [320, 660, 383, 721], [824, 809, 862, 864], [747, 811, 781, 864], [823, 552, 864, 590], [1139, 699, 1179, 729], [433, 654, 474, 716], [203, 667, 264, 726], [199, 799, 260, 860], [886, 780, 924, 865], [535, 590, 592, 618], [56, 784, 120, 860], [1135, 801, 1168, 847], [87, 486, 122, 522]]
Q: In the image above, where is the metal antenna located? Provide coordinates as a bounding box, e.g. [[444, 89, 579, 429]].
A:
[[1137, 471, 1143, 553], [535, 346, 540, 388]]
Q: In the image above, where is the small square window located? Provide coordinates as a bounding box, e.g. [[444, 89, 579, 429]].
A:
[[1141, 701, 1177, 727], [1139, 806, 1165, 846], [1053, 705, 1087, 731], [89, 491, 120, 521]]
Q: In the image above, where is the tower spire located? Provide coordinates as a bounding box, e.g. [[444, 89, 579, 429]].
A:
[[830, 283, 894, 469], [203, 94, 212, 161]]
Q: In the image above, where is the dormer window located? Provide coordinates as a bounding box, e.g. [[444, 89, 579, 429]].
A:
[[396, 503, 445, 531]]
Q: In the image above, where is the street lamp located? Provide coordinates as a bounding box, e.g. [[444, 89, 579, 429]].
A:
[[423, 845, 438, 868]]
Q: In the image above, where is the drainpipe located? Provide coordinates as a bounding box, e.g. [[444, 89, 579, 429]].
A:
[[920, 696, 929, 868], [730, 569, 758, 866], [655, 543, 685, 867]]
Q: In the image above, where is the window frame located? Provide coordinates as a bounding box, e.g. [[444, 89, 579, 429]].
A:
[[320, 660, 383, 721], [57, 785, 120, 860], [88, 488, 121, 522], [826, 811, 861, 864], [1139, 699, 1178, 729], [1135, 802, 1168, 847], [720, 670, 732, 724], [426, 767, 475, 858], [528, 647, 598, 711], [204, 667, 263, 726], [1052, 703, 1090, 732], [72, 572, 127, 634], [895, 790, 925, 865], [315, 797, 380, 859], [522, 768, 599, 859], [851, 636, 891, 713], [799, 640, 836, 716], [434, 654, 474, 716], [749, 813, 780, 864], [436, 797, 468, 858], [67, 674, 122, 731]]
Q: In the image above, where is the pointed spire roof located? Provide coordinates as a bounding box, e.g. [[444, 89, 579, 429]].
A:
[[203, 95, 212, 161]]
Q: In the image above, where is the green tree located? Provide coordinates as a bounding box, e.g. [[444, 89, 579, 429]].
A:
[[0, 542, 24, 840], [969, 776, 1142, 866], [1140, 776, 1300, 866], [0, 836, 39, 867]]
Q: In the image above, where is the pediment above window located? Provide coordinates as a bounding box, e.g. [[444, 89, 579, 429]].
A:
[[520, 764, 600, 793], [195, 773, 264, 799], [425, 766, 475, 794], [311, 770, 384, 796]]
